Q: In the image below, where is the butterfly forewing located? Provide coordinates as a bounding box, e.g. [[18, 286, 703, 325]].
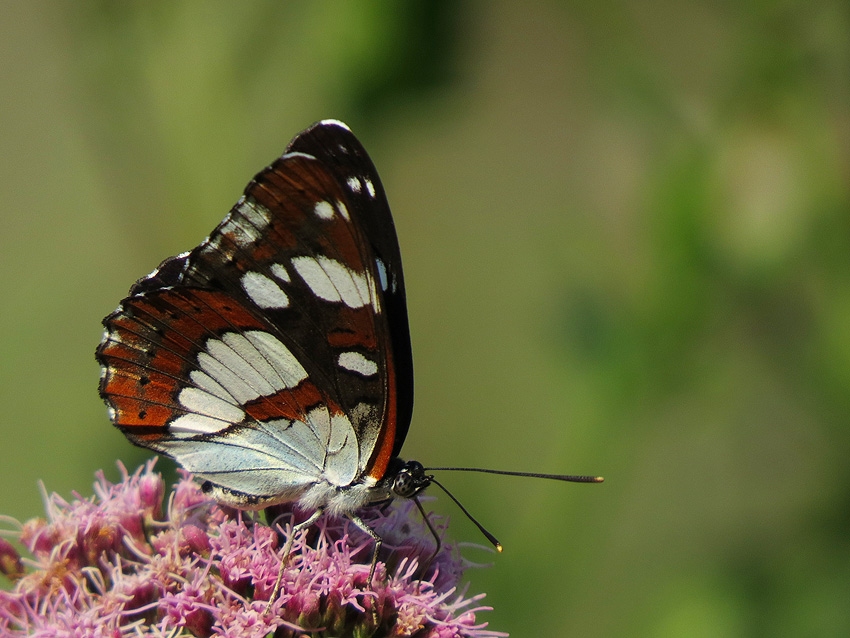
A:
[[97, 121, 412, 505], [287, 122, 414, 458]]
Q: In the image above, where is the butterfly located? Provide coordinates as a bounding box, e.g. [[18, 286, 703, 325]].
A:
[[96, 120, 602, 596]]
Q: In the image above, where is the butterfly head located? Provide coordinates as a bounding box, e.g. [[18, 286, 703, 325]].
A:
[[386, 459, 432, 499]]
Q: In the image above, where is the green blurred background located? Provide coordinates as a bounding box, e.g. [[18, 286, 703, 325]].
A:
[[2, 1, 849, 636]]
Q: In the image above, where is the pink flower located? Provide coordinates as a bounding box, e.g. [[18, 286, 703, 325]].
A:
[[0, 461, 507, 637]]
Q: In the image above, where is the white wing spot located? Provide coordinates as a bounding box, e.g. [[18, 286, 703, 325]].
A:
[[282, 151, 316, 162], [190, 368, 232, 402], [314, 201, 335, 220], [326, 412, 359, 485], [200, 339, 275, 402], [193, 330, 308, 408], [375, 258, 388, 291], [241, 272, 289, 309], [346, 176, 362, 194], [302, 407, 359, 486], [245, 331, 309, 388], [336, 200, 350, 221], [368, 269, 380, 314], [291, 256, 371, 308], [175, 388, 245, 434], [305, 406, 330, 448], [266, 417, 324, 467], [237, 198, 271, 230], [364, 178, 376, 198], [338, 352, 378, 377], [170, 413, 240, 437], [270, 263, 291, 283], [322, 119, 351, 132], [220, 214, 261, 248]]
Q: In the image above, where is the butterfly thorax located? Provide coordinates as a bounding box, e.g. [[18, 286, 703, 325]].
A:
[[300, 457, 431, 515]]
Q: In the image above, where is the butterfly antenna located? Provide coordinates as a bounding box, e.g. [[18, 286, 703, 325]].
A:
[[427, 467, 604, 483], [429, 477, 503, 552]]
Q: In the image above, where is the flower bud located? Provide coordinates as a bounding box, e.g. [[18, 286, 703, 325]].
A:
[[0, 537, 23, 581]]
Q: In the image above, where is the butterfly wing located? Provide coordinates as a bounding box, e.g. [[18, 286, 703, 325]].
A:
[[287, 121, 414, 458], [96, 121, 413, 507]]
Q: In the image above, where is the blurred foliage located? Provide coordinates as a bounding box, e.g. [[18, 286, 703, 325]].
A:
[[1, 1, 849, 636]]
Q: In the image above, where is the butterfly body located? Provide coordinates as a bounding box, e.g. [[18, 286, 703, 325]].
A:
[[97, 120, 424, 522]]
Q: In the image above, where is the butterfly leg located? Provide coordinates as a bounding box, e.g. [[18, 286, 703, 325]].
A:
[[265, 508, 323, 613], [412, 496, 441, 587], [348, 513, 383, 585]]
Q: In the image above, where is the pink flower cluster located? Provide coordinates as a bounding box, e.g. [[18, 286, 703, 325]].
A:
[[0, 461, 505, 637]]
